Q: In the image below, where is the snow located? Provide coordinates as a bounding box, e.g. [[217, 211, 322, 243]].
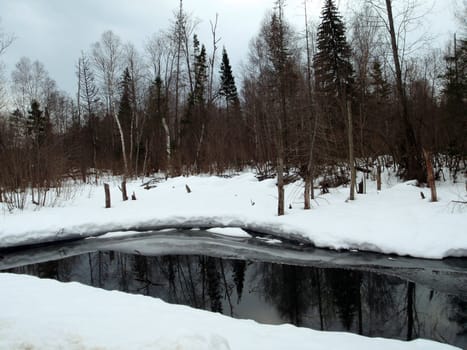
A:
[[0, 171, 466, 259], [207, 227, 252, 237], [0, 273, 459, 350]]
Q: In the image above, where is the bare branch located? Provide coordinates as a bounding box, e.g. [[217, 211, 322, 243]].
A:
[[0, 25, 15, 57]]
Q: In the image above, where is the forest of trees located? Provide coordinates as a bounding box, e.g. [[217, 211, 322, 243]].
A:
[[0, 0, 465, 211]]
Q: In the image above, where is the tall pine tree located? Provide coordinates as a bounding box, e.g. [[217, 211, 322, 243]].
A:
[[219, 47, 239, 107], [313, 0, 353, 99], [190, 34, 208, 106], [314, 0, 355, 199]]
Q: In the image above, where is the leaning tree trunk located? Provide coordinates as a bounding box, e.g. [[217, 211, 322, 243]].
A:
[[385, 0, 424, 182], [113, 113, 128, 175]]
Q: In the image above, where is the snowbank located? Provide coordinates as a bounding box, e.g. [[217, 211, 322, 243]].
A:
[[0, 273, 459, 350], [1, 172, 466, 259]]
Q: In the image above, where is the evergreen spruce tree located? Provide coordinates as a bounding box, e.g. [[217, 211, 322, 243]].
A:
[[219, 47, 239, 107], [118, 67, 133, 145], [314, 0, 355, 199], [369, 59, 391, 102], [27, 100, 47, 146], [313, 0, 353, 98], [190, 34, 208, 106], [149, 76, 166, 121]]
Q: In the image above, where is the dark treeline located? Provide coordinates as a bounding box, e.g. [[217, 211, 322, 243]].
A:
[[0, 0, 465, 210]]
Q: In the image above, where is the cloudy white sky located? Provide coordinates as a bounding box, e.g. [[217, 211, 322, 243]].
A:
[[0, 0, 460, 95]]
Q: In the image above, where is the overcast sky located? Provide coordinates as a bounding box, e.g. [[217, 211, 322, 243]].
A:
[[0, 0, 460, 96]]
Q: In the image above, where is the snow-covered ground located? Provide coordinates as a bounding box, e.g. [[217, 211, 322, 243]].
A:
[[0, 273, 460, 350], [1, 171, 465, 349], [1, 171, 466, 259]]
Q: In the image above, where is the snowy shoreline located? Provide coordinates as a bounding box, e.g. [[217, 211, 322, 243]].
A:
[[1, 172, 466, 259], [0, 273, 460, 350], [1, 171, 465, 350]]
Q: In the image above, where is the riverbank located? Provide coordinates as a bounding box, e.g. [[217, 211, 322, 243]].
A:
[[0, 273, 460, 350], [1, 171, 466, 258]]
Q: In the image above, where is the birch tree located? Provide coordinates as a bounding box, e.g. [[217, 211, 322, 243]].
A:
[[91, 30, 128, 175]]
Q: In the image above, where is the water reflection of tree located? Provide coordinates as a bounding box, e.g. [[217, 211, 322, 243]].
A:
[[406, 281, 416, 340], [364, 272, 397, 337], [323, 268, 362, 332], [206, 257, 223, 313], [449, 296, 467, 339], [7, 252, 465, 347], [232, 260, 247, 303], [258, 263, 313, 326]]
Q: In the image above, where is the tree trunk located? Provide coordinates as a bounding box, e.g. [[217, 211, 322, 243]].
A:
[[304, 175, 311, 210], [304, 0, 317, 204], [277, 156, 285, 216], [104, 183, 111, 208], [113, 113, 128, 175], [384, 0, 424, 182], [121, 180, 128, 201], [142, 138, 149, 177], [377, 164, 382, 191], [423, 149, 437, 202], [162, 117, 171, 174], [347, 100, 356, 200], [194, 122, 206, 172]]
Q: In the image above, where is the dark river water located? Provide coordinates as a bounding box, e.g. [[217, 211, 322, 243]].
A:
[[1, 230, 466, 348]]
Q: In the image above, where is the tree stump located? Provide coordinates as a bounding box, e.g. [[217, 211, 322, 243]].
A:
[[358, 180, 364, 194], [104, 183, 111, 208]]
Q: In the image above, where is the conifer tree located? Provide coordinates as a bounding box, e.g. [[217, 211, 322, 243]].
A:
[[314, 0, 355, 199], [118, 67, 133, 133], [27, 100, 48, 146], [314, 0, 353, 98], [192, 39, 208, 106], [219, 47, 239, 107], [369, 59, 391, 102]]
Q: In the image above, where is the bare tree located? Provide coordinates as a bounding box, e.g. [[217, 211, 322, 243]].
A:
[[170, 0, 199, 152], [77, 52, 100, 118], [303, 0, 319, 209], [123, 42, 145, 173], [208, 14, 221, 103], [0, 20, 14, 110], [91, 30, 128, 175], [350, 4, 384, 160], [0, 19, 14, 57], [145, 31, 178, 174], [11, 57, 56, 117], [367, 0, 429, 181]]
